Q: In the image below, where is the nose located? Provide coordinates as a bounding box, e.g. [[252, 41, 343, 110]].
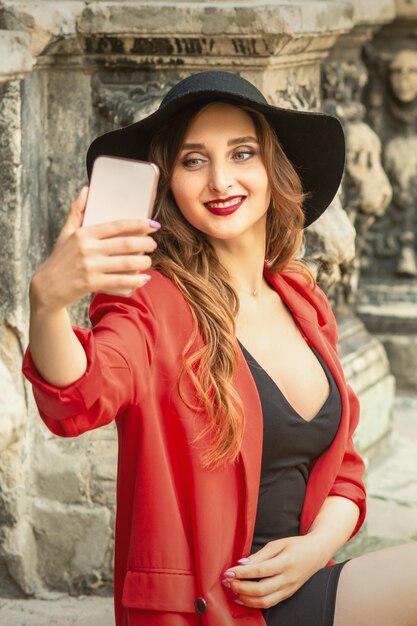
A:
[[208, 160, 234, 194]]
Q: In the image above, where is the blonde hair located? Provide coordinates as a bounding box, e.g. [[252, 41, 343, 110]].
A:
[[148, 100, 315, 469]]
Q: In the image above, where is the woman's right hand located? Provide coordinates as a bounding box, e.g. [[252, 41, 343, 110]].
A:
[[30, 186, 160, 312]]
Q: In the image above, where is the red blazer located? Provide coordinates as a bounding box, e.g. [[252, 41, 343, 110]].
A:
[[23, 267, 366, 626]]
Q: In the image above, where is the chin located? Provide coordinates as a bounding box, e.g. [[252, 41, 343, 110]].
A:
[[207, 228, 249, 242]]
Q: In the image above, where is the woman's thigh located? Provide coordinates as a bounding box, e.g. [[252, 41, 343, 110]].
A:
[[334, 541, 417, 626]]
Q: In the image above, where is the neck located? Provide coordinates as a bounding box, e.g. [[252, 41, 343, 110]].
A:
[[209, 229, 267, 301]]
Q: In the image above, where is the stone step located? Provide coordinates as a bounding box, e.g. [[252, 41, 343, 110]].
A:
[[337, 393, 417, 561], [0, 595, 114, 626]]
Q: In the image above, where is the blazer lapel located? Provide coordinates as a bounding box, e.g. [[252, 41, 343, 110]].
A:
[[265, 268, 353, 533], [233, 346, 263, 557], [236, 266, 349, 555]]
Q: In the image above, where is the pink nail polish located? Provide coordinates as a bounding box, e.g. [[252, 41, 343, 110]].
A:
[[221, 579, 231, 588], [237, 558, 251, 564], [223, 570, 236, 578], [235, 599, 245, 605], [149, 219, 161, 229]]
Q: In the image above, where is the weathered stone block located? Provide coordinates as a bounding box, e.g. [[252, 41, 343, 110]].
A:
[[21, 69, 50, 306], [32, 439, 90, 504], [338, 315, 395, 453], [0, 487, 26, 527], [0, 554, 25, 598], [0, 439, 26, 490], [0, 80, 22, 326], [46, 68, 93, 247], [357, 282, 417, 392], [378, 335, 417, 392], [348, 0, 395, 25], [0, 324, 25, 388], [1, 519, 41, 595], [76, 1, 354, 38], [396, 0, 417, 19], [354, 373, 396, 452], [31, 500, 112, 591], [0, 359, 26, 453], [0, 30, 32, 82], [0, 1, 85, 57], [87, 427, 118, 506]]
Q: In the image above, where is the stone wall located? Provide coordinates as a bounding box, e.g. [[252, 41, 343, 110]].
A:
[[0, 0, 408, 598]]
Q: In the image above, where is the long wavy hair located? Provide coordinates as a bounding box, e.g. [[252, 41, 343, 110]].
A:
[[148, 100, 316, 469]]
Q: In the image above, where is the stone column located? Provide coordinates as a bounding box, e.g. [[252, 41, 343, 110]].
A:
[[356, 0, 417, 393], [0, 26, 42, 595]]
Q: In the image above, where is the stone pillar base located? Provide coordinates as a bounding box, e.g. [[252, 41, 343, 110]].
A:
[[357, 279, 417, 393], [337, 313, 395, 455]]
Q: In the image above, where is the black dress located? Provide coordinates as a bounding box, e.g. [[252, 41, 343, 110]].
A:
[[239, 340, 347, 626]]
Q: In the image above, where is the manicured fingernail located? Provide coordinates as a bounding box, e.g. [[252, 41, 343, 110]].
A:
[[141, 275, 152, 283], [223, 570, 236, 578], [237, 558, 251, 564], [221, 579, 231, 588], [234, 599, 245, 605], [148, 219, 161, 229]]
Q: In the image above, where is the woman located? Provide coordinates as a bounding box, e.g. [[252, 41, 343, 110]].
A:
[[23, 72, 417, 626]]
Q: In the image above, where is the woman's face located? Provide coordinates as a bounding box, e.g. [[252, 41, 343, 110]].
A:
[[170, 102, 271, 244]]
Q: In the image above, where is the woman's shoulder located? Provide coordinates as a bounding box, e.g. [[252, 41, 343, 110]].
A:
[[294, 270, 334, 315], [283, 270, 330, 309], [277, 269, 339, 351], [267, 265, 335, 325], [267, 264, 326, 304]]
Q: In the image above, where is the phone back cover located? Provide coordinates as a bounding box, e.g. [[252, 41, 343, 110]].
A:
[[83, 156, 158, 227]]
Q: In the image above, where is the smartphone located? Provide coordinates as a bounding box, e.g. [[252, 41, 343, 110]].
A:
[[82, 155, 160, 228]]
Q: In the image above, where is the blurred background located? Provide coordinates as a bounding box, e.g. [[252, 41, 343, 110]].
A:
[[1, 0, 416, 623]]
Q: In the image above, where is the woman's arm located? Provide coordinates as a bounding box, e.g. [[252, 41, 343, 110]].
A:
[[29, 296, 88, 388], [27, 186, 158, 387], [306, 495, 360, 567], [222, 496, 359, 609]]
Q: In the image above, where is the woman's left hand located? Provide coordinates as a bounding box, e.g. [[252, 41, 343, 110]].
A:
[[222, 534, 329, 609]]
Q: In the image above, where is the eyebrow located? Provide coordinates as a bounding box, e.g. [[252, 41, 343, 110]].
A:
[[181, 136, 259, 150]]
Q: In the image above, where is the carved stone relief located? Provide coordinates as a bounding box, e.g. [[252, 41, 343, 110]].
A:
[[303, 193, 356, 310], [92, 75, 177, 132], [272, 83, 319, 112], [309, 60, 392, 304], [362, 45, 417, 278]]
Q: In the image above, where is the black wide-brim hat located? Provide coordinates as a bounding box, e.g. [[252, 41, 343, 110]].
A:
[[87, 71, 345, 228]]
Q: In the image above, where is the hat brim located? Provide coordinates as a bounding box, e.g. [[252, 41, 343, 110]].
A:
[[86, 91, 345, 228]]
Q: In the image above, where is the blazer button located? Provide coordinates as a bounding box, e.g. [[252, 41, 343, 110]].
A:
[[194, 597, 208, 614]]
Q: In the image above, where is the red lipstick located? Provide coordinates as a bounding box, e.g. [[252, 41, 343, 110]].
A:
[[203, 196, 246, 216]]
